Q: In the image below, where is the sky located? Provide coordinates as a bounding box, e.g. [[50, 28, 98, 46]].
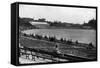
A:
[[19, 4, 96, 24]]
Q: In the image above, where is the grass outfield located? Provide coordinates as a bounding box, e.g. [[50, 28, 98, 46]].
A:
[[19, 36, 96, 60]]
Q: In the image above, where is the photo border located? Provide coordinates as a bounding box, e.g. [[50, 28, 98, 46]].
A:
[[13, 2, 98, 66]]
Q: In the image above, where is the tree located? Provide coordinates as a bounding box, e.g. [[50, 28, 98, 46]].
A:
[[44, 35, 48, 40], [60, 38, 64, 42], [75, 40, 79, 44], [49, 36, 55, 41], [88, 19, 96, 29], [87, 42, 94, 49]]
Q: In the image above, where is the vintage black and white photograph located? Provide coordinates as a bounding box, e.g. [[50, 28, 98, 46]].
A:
[[18, 3, 97, 64]]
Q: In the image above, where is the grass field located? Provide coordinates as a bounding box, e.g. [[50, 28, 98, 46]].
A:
[[19, 35, 96, 60]]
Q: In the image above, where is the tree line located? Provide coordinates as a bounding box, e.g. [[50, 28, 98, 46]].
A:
[[22, 33, 94, 49]]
